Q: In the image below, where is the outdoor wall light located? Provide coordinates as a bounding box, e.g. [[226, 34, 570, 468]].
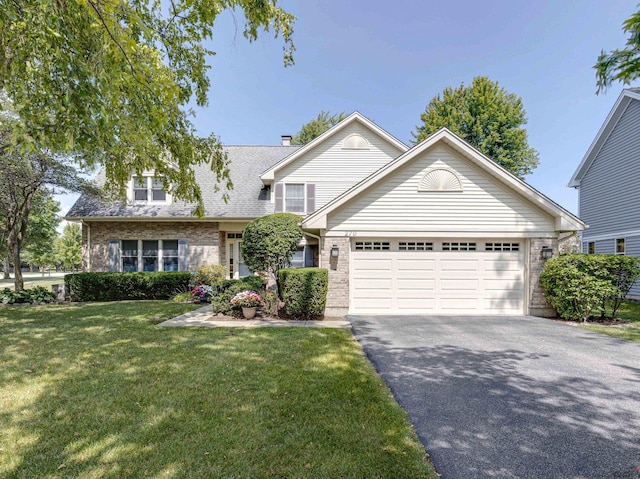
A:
[[331, 244, 339, 258], [541, 246, 553, 260]]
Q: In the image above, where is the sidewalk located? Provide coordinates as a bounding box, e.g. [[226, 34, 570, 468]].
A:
[[157, 305, 350, 329]]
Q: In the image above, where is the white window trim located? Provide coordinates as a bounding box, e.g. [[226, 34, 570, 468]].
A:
[[129, 175, 172, 205], [120, 239, 179, 272], [283, 182, 307, 214], [615, 238, 626, 255]]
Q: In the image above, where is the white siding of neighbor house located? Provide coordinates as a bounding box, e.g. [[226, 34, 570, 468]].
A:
[[579, 99, 640, 239], [327, 144, 555, 234], [273, 121, 405, 212]]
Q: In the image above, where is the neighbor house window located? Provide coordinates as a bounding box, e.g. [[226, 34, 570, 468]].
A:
[[616, 238, 625, 254], [588, 242, 595, 254], [122, 240, 139, 272], [132, 176, 168, 203], [285, 184, 305, 213], [163, 240, 179, 271]]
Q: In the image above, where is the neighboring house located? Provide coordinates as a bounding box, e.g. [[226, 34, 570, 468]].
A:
[[569, 88, 640, 297], [67, 112, 584, 316]]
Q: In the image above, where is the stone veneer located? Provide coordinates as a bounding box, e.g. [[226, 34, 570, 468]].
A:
[[83, 221, 220, 272], [322, 237, 350, 316], [528, 237, 558, 317]]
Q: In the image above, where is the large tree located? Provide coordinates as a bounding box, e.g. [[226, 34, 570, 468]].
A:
[[0, 1, 295, 215], [21, 193, 61, 275], [292, 110, 347, 145], [595, 8, 640, 93], [56, 223, 83, 272], [0, 125, 91, 291], [413, 76, 539, 179]]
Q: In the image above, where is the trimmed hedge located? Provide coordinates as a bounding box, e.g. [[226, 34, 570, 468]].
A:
[[278, 268, 328, 319], [210, 275, 266, 316], [540, 254, 640, 321], [65, 272, 192, 302]]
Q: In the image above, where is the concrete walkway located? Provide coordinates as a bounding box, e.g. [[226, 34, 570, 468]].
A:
[[157, 305, 350, 328]]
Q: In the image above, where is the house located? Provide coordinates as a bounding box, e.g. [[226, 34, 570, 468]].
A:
[[67, 112, 584, 316], [569, 88, 640, 297]]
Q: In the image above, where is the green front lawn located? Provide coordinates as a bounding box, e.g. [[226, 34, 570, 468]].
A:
[[0, 301, 435, 478], [582, 300, 640, 342]]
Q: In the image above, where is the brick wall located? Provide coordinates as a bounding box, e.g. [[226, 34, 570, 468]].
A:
[[322, 237, 350, 316], [83, 221, 220, 272], [528, 237, 558, 317]]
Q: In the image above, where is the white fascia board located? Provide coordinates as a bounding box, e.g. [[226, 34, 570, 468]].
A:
[[260, 111, 408, 182], [568, 89, 640, 187], [320, 230, 558, 239], [303, 128, 585, 232]]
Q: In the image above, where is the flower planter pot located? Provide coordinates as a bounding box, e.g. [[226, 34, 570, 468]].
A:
[[242, 306, 257, 319]]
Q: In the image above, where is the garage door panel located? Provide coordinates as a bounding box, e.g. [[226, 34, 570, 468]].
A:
[[440, 279, 479, 291], [397, 278, 436, 290], [350, 240, 525, 315]]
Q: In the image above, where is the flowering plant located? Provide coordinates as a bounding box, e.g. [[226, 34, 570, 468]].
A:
[[191, 285, 213, 302], [230, 290, 263, 308]]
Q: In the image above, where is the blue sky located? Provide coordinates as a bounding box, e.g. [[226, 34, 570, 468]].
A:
[[58, 0, 638, 217]]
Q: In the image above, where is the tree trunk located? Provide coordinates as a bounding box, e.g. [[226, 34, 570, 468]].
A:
[[10, 242, 23, 292], [2, 257, 9, 279]]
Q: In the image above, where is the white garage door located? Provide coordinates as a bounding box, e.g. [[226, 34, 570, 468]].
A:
[[350, 240, 525, 315]]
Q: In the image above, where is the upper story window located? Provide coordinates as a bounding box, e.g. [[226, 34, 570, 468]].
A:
[[275, 183, 316, 214], [285, 184, 305, 213], [132, 176, 169, 204], [616, 238, 625, 254]]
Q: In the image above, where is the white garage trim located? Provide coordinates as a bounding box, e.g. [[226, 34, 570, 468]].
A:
[[349, 239, 526, 315]]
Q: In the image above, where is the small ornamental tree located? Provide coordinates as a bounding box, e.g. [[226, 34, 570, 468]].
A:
[[241, 213, 303, 291]]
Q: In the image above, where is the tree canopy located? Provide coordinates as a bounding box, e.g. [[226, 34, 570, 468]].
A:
[[292, 111, 347, 145], [412, 76, 539, 179], [595, 8, 640, 93], [0, 1, 295, 215]]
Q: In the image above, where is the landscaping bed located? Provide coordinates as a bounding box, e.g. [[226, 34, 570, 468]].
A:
[[0, 301, 436, 478]]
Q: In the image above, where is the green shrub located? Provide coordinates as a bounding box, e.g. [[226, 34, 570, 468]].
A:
[[171, 291, 193, 303], [278, 268, 328, 319], [65, 272, 191, 302], [194, 264, 226, 286], [0, 286, 56, 304], [539, 254, 634, 321], [210, 275, 266, 316]]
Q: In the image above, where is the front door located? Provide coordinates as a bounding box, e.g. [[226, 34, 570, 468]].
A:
[[227, 234, 250, 279]]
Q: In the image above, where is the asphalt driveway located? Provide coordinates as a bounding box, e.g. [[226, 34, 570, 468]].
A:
[[349, 315, 640, 479]]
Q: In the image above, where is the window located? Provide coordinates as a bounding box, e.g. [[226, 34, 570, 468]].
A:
[[151, 177, 166, 201], [163, 240, 179, 271], [355, 241, 390, 251], [285, 184, 305, 213], [442, 242, 476, 251], [485, 242, 519, 252], [142, 240, 159, 271], [132, 176, 168, 203], [122, 240, 139, 272], [399, 241, 433, 251], [133, 177, 148, 201], [290, 248, 304, 268], [616, 238, 625, 254], [588, 242, 595, 254]]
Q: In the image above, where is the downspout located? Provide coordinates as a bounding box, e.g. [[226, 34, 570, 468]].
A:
[[82, 220, 91, 271], [303, 230, 323, 268]]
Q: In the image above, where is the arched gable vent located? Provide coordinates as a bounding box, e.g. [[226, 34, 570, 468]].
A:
[[418, 167, 463, 192], [342, 133, 370, 150]]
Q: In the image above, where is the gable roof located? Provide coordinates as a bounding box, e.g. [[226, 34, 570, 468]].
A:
[[259, 111, 408, 182], [302, 128, 584, 232], [66, 145, 300, 220], [569, 88, 640, 187]]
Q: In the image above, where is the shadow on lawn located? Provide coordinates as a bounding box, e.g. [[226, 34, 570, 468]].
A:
[[351, 318, 640, 479], [0, 304, 431, 478]]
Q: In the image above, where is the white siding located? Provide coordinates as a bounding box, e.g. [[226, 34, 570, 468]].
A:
[[274, 121, 404, 211], [327, 144, 555, 234]]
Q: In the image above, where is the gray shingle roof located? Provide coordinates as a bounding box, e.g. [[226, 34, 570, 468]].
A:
[[66, 145, 300, 219]]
